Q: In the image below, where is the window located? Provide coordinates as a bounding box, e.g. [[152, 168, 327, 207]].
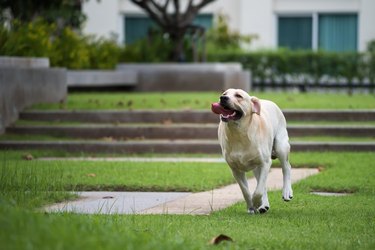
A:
[[124, 14, 213, 45], [277, 13, 358, 52], [318, 14, 358, 52], [278, 16, 313, 50], [124, 16, 157, 45]]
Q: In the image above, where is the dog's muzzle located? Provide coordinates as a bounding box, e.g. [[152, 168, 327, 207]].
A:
[[211, 98, 243, 122]]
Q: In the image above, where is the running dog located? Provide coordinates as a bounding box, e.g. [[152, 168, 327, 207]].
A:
[[211, 88, 293, 214]]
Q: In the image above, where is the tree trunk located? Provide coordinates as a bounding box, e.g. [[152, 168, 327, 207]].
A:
[[170, 33, 185, 62]]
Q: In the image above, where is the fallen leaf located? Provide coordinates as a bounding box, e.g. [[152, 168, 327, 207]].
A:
[[209, 234, 233, 245], [22, 154, 33, 161], [162, 119, 173, 125], [101, 137, 114, 142], [86, 173, 96, 177], [318, 166, 325, 172]]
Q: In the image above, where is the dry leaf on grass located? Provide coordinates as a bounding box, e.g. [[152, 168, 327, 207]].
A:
[[22, 154, 34, 161], [209, 234, 233, 245]]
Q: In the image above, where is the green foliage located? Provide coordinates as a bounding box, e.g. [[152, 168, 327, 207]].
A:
[[367, 40, 375, 83], [87, 37, 122, 69], [0, 19, 122, 69], [0, 0, 85, 28], [208, 49, 372, 85], [121, 14, 257, 62], [120, 29, 172, 62], [49, 27, 91, 69], [0, 19, 53, 57], [206, 13, 256, 53]]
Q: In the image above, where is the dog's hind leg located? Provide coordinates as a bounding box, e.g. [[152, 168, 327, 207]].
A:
[[231, 169, 255, 214], [274, 134, 293, 201]]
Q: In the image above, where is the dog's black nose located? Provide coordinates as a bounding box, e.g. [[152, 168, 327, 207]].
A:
[[220, 95, 229, 103]]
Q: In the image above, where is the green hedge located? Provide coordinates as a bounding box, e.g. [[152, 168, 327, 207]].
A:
[[208, 49, 375, 85], [0, 19, 121, 69], [1, 19, 375, 84]]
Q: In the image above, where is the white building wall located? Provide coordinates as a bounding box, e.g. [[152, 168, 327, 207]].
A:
[[359, 0, 375, 51], [82, 0, 374, 51], [239, 0, 274, 49], [82, 0, 122, 41]]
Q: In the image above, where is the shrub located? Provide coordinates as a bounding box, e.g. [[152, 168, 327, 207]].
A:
[[0, 19, 53, 57], [0, 19, 123, 69], [208, 49, 373, 86], [87, 37, 122, 69], [49, 27, 90, 69]]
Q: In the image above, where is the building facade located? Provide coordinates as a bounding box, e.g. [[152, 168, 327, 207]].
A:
[[83, 0, 375, 52]]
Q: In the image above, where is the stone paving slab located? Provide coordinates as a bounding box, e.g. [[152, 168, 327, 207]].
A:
[[44, 168, 318, 215], [45, 192, 191, 214], [141, 168, 319, 215]]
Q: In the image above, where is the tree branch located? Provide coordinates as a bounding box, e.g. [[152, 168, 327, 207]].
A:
[[173, 0, 180, 23], [129, 0, 166, 27]]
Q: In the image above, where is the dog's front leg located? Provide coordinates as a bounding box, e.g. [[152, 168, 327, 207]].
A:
[[252, 160, 272, 212], [231, 169, 255, 214]]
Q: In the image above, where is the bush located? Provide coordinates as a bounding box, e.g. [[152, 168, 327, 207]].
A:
[[49, 27, 90, 69], [0, 19, 53, 57], [87, 37, 122, 69], [0, 19, 123, 69], [208, 49, 372, 86]]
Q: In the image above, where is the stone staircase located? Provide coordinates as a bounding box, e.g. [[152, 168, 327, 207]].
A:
[[1, 110, 375, 154]]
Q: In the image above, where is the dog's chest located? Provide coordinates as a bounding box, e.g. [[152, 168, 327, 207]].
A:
[[222, 136, 263, 171], [225, 150, 262, 171]]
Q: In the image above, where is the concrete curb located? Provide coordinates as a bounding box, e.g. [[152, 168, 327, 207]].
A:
[[7, 124, 375, 139], [1, 140, 374, 153], [19, 110, 375, 123]]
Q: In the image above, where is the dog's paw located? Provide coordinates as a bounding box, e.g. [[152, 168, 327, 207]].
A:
[[258, 206, 270, 214], [248, 208, 256, 215], [282, 187, 293, 202]]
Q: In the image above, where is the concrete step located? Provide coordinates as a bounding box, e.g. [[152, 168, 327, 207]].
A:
[[6, 124, 375, 139], [0, 140, 374, 153], [19, 109, 375, 123]]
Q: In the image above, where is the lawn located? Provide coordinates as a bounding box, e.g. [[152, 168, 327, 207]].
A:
[[29, 91, 375, 110], [0, 152, 374, 249]]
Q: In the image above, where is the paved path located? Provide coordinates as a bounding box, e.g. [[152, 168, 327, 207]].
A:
[[45, 168, 318, 215], [141, 168, 318, 215]]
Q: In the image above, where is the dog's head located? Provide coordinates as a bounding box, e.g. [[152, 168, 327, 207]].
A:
[[211, 88, 260, 123]]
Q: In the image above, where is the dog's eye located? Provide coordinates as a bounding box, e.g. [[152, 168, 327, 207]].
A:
[[235, 94, 243, 99]]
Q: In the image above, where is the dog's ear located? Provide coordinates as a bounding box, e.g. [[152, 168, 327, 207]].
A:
[[251, 97, 261, 115]]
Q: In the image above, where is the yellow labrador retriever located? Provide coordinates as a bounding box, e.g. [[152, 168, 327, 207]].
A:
[[211, 88, 293, 214]]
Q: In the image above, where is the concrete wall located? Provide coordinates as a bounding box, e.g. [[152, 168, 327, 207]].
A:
[[67, 70, 137, 87], [0, 57, 67, 133], [117, 63, 250, 92]]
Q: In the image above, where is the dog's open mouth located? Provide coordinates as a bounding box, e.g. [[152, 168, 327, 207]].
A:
[[211, 102, 243, 122]]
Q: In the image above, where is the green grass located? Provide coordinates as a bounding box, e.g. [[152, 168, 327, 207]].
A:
[[29, 91, 375, 110], [0, 152, 237, 193], [0, 152, 374, 249]]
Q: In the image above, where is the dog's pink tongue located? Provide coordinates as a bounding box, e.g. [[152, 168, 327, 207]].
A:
[[211, 103, 233, 116]]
